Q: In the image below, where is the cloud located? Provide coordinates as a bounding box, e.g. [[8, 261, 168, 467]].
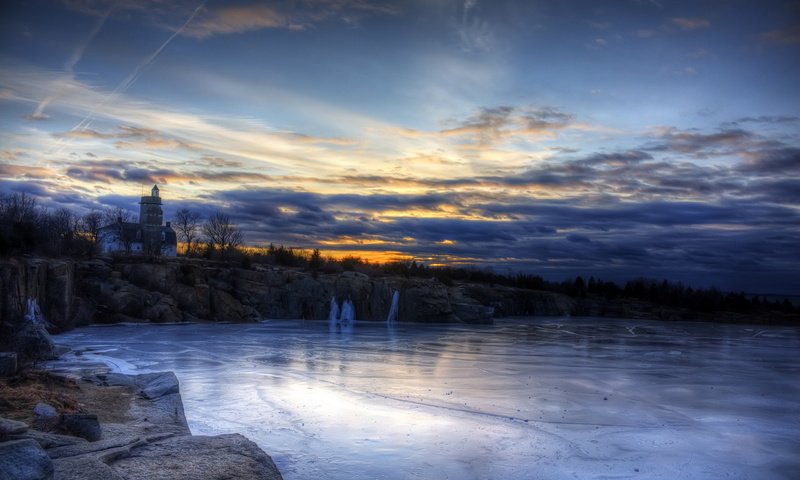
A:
[[56, 125, 197, 151], [737, 147, 800, 175], [573, 151, 652, 167], [646, 127, 755, 156], [201, 155, 242, 168], [182, 4, 298, 38], [27, 8, 111, 121], [62, 157, 274, 186], [633, 28, 658, 38], [724, 115, 800, 126], [160, 181, 800, 293], [456, 4, 496, 52], [670, 17, 711, 31], [438, 105, 575, 146], [0, 163, 56, 179], [181, 1, 399, 38], [761, 24, 800, 45]]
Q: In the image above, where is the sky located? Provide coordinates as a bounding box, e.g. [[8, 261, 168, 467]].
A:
[[1, 0, 799, 294]]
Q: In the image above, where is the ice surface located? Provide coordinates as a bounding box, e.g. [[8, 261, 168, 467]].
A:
[[53, 318, 800, 480]]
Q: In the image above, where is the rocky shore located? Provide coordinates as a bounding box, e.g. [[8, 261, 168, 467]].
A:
[[1, 366, 283, 480]]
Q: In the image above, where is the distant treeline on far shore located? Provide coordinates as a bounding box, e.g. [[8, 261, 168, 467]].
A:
[[1, 191, 797, 318]]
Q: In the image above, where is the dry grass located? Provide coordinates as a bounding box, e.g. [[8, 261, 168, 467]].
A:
[[0, 370, 82, 423]]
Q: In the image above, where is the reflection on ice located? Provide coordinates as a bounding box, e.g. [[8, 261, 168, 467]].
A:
[[53, 318, 800, 480]]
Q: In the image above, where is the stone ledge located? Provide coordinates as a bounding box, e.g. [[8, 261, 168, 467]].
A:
[[0, 369, 283, 480]]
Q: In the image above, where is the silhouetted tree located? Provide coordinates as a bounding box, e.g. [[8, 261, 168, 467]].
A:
[[81, 210, 103, 249], [202, 211, 243, 259], [0, 192, 39, 253], [309, 248, 324, 269], [173, 208, 202, 255]]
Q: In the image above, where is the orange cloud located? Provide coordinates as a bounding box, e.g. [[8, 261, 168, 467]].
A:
[[671, 17, 711, 31]]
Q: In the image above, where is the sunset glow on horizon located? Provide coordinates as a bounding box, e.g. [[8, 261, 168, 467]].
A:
[[1, 0, 799, 293]]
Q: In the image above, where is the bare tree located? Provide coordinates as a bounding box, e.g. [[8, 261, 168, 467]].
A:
[[102, 207, 134, 254], [0, 192, 38, 224], [103, 206, 133, 225], [173, 208, 201, 255], [202, 211, 243, 258], [81, 210, 103, 247], [0, 192, 40, 253]]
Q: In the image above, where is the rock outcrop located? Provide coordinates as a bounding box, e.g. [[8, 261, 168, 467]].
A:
[[0, 370, 283, 480], [3, 256, 577, 336]]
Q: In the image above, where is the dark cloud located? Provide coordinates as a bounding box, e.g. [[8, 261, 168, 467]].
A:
[[737, 147, 800, 175], [567, 234, 591, 243], [573, 151, 652, 167], [746, 178, 800, 204], [761, 24, 800, 45], [0, 180, 50, 197], [647, 128, 755, 156], [63, 159, 272, 185], [65, 164, 178, 185], [725, 115, 799, 126]]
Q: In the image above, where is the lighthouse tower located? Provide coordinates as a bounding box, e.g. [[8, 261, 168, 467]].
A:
[[139, 184, 163, 226]]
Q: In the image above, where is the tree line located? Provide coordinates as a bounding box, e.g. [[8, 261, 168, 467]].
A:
[[2, 191, 796, 317], [0, 192, 243, 259]]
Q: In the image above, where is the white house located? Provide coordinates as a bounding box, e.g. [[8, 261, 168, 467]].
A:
[[98, 184, 177, 256]]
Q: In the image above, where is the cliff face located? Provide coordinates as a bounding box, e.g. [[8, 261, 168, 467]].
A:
[[77, 259, 568, 324], [1, 257, 574, 332], [0, 258, 75, 332]]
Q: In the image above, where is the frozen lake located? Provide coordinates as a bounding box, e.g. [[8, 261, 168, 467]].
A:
[[54, 318, 800, 480]]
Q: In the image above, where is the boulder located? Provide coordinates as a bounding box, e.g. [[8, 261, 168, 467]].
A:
[[135, 372, 180, 400], [32, 402, 60, 432], [0, 417, 28, 438], [0, 438, 54, 480], [61, 414, 102, 442], [110, 434, 283, 480]]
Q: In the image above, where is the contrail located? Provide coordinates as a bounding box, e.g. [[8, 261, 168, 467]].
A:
[[68, 0, 206, 135], [66, 9, 112, 72], [31, 8, 111, 120], [116, 1, 206, 94]]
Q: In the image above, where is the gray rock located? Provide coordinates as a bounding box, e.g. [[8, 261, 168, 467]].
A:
[[32, 403, 60, 432], [53, 456, 124, 480], [135, 372, 179, 399], [0, 417, 28, 437], [16, 322, 58, 363], [111, 433, 283, 480], [61, 414, 102, 442], [0, 352, 17, 377], [47, 435, 144, 460], [0, 438, 54, 480], [8, 430, 87, 449]]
